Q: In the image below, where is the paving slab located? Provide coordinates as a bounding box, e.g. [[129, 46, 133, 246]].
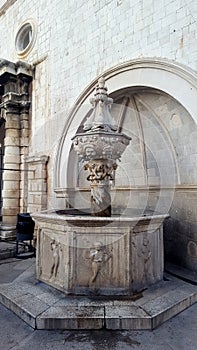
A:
[[0, 258, 196, 330]]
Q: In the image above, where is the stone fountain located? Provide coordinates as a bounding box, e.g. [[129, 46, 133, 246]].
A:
[[33, 78, 168, 296]]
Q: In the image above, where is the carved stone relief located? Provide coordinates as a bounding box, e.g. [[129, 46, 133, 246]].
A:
[[34, 213, 165, 296], [141, 236, 154, 283], [131, 234, 154, 288], [49, 239, 62, 280], [88, 241, 113, 286]]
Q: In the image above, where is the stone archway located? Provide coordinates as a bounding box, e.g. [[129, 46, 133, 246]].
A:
[[54, 58, 197, 272], [55, 58, 197, 191]]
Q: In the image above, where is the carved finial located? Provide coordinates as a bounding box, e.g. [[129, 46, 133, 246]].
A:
[[98, 77, 105, 89], [83, 77, 117, 132]]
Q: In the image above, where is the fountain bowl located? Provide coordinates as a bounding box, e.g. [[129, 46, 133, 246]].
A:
[[32, 209, 168, 296]]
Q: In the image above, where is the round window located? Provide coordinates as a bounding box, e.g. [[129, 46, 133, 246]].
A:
[[15, 20, 37, 57]]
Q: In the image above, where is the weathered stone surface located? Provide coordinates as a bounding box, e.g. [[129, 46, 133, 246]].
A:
[[33, 212, 167, 296], [1, 0, 197, 273], [36, 306, 105, 330], [105, 305, 151, 330], [0, 258, 197, 330]]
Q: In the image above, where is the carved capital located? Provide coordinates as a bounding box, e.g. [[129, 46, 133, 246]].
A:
[[73, 131, 130, 161], [0, 92, 31, 117]]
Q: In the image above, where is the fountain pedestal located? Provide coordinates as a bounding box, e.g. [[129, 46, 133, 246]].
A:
[[33, 212, 167, 296], [72, 77, 130, 217]]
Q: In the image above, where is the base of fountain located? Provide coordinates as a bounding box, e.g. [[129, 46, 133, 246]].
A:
[[0, 258, 196, 330], [33, 210, 168, 296]]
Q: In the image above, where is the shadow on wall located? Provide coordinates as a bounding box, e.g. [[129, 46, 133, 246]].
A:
[[164, 216, 197, 271]]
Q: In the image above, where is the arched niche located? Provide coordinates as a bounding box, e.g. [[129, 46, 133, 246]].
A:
[[54, 58, 197, 271], [54, 58, 197, 210]]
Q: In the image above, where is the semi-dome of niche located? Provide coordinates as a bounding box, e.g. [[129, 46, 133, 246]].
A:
[[15, 19, 37, 58]]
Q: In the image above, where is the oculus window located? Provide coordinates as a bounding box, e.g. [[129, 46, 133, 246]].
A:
[[15, 20, 37, 57]]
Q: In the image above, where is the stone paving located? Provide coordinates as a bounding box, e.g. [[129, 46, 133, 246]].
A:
[[0, 295, 197, 349]]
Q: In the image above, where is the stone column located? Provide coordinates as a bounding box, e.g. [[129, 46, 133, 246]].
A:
[[19, 96, 31, 213], [0, 93, 21, 238], [0, 59, 33, 239]]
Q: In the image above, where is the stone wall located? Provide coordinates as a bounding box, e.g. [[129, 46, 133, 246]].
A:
[[0, 0, 197, 160], [0, 1, 197, 269]]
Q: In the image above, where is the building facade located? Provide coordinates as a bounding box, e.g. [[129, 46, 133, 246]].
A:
[[0, 0, 197, 272]]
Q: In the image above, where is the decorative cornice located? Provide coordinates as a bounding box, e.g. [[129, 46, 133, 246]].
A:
[[0, 92, 31, 115], [0, 59, 33, 84], [25, 155, 49, 164], [54, 185, 197, 195]]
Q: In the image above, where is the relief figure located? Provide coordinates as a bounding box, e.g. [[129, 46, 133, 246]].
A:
[[132, 236, 154, 284], [141, 237, 154, 283], [89, 241, 112, 286], [50, 239, 62, 279]]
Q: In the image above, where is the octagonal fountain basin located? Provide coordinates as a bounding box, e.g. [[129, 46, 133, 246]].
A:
[[32, 209, 168, 296]]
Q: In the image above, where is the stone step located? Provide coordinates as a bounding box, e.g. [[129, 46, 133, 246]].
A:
[[0, 241, 17, 260], [165, 262, 197, 285], [0, 240, 32, 260], [0, 259, 196, 330]]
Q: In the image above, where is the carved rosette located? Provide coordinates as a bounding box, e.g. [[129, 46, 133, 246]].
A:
[[72, 77, 131, 216]]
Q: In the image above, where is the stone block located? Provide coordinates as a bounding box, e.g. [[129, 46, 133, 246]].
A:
[[0, 295, 35, 329], [21, 137, 29, 147], [4, 155, 20, 164], [28, 205, 40, 213], [27, 168, 36, 179], [105, 305, 151, 330], [2, 189, 20, 198], [0, 225, 16, 239], [4, 137, 20, 147], [1, 181, 19, 190], [5, 129, 19, 138], [20, 120, 29, 129], [142, 288, 191, 329], [3, 198, 20, 207], [29, 180, 47, 192], [35, 168, 47, 180], [36, 306, 104, 330], [2, 208, 19, 217], [2, 172, 20, 182], [0, 287, 51, 329], [3, 146, 20, 155], [5, 119, 20, 129]]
